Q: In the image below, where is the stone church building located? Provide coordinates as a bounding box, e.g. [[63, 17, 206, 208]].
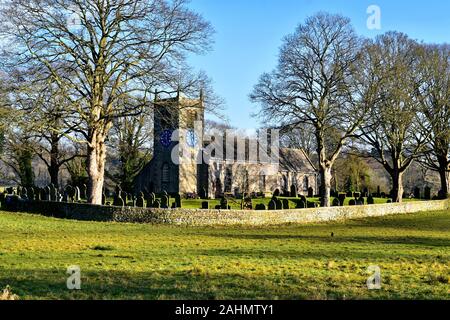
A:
[[134, 93, 318, 198]]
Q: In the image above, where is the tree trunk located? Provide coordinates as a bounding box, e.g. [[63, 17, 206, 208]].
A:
[[437, 155, 449, 199], [391, 170, 404, 203], [49, 134, 60, 187], [320, 166, 332, 207], [87, 131, 106, 205], [438, 168, 449, 199]]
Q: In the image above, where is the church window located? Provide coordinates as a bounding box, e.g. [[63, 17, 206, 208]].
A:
[[303, 176, 309, 191], [162, 163, 170, 183], [259, 174, 266, 191]]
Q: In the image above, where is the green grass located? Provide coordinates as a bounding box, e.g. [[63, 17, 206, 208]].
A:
[[0, 209, 449, 300]]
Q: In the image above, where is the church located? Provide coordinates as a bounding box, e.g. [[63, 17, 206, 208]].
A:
[[133, 92, 318, 199]]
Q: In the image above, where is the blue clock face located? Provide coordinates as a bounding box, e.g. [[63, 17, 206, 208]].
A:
[[186, 129, 199, 148], [160, 130, 173, 149]]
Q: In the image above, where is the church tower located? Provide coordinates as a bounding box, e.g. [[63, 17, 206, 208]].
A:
[[134, 90, 205, 195]]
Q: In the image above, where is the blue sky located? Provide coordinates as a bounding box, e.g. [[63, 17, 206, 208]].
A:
[[186, 0, 450, 129]]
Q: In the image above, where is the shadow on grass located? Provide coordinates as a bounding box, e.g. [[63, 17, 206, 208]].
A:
[[0, 268, 329, 300], [200, 232, 450, 248]]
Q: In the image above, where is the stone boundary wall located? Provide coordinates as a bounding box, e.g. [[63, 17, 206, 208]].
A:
[[2, 197, 449, 226]]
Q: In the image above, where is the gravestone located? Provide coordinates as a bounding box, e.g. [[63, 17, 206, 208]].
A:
[[113, 194, 125, 207], [220, 197, 228, 210], [161, 194, 169, 209], [153, 199, 161, 208], [65, 186, 74, 203], [201, 201, 209, 209], [332, 198, 340, 207], [174, 193, 182, 208], [44, 186, 51, 201], [367, 195, 375, 205], [424, 187, 431, 200], [74, 187, 81, 202], [349, 199, 356, 206], [307, 187, 314, 198], [275, 198, 283, 210], [282, 199, 290, 210], [81, 184, 87, 200], [28, 187, 35, 201], [273, 189, 280, 197], [146, 192, 156, 208], [413, 187, 421, 199], [136, 193, 145, 208], [290, 185, 297, 198], [255, 204, 266, 210], [268, 199, 276, 210], [20, 188, 28, 200], [295, 200, 306, 209], [338, 194, 346, 207], [62, 191, 69, 203]]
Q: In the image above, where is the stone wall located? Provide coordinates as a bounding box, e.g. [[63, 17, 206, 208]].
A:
[[3, 196, 449, 227]]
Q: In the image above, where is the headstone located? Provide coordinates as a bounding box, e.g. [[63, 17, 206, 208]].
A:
[[338, 194, 346, 207], [268, 199, 276, 210], [201, 201, 209, 209], [174, 194, 182, 208], [290, 185, 298, 198], [113, 194, 125, 207], [153, 199, 161, 208], [255, 204, 266, 210], [28, 187, 35, 201], [161, 194, 169, 209], [44, 186, 51, 201], [307, 187, 314, 198], [332, 198, 340, 207], [349, 199, 356, 206], [358, 196, 365, 205], [136, 193, 145, 208], [275, 198, 283, 210], [81, 184, 87, 200], [424, 187, 431, 200], [220, 197, 228, 210], [273, 189, 280, 197], [367, 195, 375, 205], [362, 188, 368, 197], [146, 192, 156, 208], [66, 186, 74, 202], [243, 197, 253, 210], [20, 188, 28, 200], [296, 200, 306, 209], [62, 191, 69, 203], [74, 187, 81, 202], [282, 199, 290, 210]]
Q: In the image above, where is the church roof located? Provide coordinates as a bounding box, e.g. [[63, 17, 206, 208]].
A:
[[279, 148, 317, 173]]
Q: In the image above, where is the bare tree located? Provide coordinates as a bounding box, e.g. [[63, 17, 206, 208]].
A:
[[107, 99, 152, 193], [250, 13, 366, 207], [358, 32, 429, 202], [415, 44, 450, 198], [0, 0, 213, 204], [4, 71, 83, 187]]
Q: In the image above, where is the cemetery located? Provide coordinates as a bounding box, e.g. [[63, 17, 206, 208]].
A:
[[0, 0, 448, 303]]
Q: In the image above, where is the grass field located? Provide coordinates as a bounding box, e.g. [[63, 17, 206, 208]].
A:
[[0, 209, 449, 300]]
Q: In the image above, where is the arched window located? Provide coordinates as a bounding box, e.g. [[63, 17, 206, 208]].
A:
[[162, 163, 170, 183], [224, 167, 232, 193], [303, 176, 309, 191]]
